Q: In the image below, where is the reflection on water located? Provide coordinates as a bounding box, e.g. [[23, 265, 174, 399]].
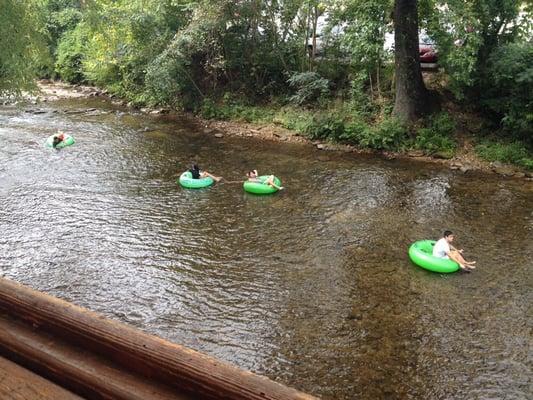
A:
[[0, 99, 531, 399]]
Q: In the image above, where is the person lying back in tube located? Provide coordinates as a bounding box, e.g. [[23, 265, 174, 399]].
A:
[[246, 169, 284, 190], [189, 164, 222, 182]]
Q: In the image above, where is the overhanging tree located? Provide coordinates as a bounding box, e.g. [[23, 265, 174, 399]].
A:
[[0, 0, 47, 96]]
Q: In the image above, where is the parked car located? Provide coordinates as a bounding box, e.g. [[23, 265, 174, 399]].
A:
[[419, 34, 438, 67], [308, 26, 438, 68], [384, 31, 438, 67]]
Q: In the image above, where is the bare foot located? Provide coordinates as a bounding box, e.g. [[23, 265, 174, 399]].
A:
[[467, 264, 476, 269]]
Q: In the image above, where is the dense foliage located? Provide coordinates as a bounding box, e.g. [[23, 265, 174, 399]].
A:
[[482, 42, 532, 141], [0, 0, 530, 164], [0, 0, 48, 95]]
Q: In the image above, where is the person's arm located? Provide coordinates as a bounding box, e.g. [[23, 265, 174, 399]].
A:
[[450, 244, 463, 253], [445, 249, 453, 257]]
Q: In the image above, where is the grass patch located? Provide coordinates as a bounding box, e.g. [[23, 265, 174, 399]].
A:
[[200, 98, 317, 133], [476, 139, 533, 170], [200, 99, 276, 122], [341, 117, 410, 150], [271, 108, 315, 133]]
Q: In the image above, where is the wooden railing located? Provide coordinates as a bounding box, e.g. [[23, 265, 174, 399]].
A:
[[0, 277, 318, 400]]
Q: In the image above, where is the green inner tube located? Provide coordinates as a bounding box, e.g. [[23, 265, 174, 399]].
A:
[[408, 240, 460, 273], [243, 175, 281, 195], [45, 134, 75, 149], [178, 171, 214, 189]]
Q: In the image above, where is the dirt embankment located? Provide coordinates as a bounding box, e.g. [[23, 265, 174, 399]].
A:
[[27, 80, 533, 181]]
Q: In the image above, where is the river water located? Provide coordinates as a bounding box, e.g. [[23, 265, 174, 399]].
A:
[[0, 99, 531, 399]]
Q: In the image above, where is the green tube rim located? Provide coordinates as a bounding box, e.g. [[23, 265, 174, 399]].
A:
[[408, 240, 460, 273], [178, 171, 214, 189], [243, 175, 281, 195], [45, 134, 75, 149]]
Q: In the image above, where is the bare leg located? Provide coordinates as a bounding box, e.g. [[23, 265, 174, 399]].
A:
[[453, 250, 475, 266], [201, 171, 222, 182], [449, 250, 476, 269], [266, 176, 284, 190], [448, 252, 467, 270]]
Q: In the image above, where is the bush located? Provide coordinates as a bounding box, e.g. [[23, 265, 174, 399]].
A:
[[0, 0, 47, 95], [414, 113, 457, 157], [144, 50, 187, 107], [339, 120, 370, 143], [343, 117, 409, 150], [55, 24, 87, 83], [367, 118, 409, 150], [200, 98, 229, 120], [272, 108, 314, 133], [481, 42, 533, 141], [200, 98, 276, 122], [274, 110, 409, 151], [476, 140, 533, 170], [304, 114, 345, 139], [287, 72, 330, 106]]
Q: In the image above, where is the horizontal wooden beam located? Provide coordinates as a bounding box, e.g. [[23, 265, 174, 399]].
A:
[[0, 313, 190, 400], [0, 355, 83, 400], [0, 278, 318, 400]]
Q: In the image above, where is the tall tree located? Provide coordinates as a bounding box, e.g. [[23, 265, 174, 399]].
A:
[[0, 0, 47, 96], [392, 0, 428, 122]]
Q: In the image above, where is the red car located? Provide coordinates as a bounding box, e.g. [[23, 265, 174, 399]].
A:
[[419, 34, 438, 67], [419, 43, 438, 63]]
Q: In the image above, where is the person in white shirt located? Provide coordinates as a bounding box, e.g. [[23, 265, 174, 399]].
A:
[[246, 170, 284, 190], [433, 230, 476, 271]]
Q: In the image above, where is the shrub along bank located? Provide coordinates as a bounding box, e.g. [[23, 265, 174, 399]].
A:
[[200, 100, 459, 158], [199, 98, 532, 170], [3, 1, 530, 169]]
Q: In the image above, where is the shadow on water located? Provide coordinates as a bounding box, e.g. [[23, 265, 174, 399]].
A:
[[0, 98, 531, 399]]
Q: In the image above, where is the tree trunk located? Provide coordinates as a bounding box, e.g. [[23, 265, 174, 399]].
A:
[[304, 2, 311, 71], [310, 5, 319, 70], [392, 0, 428, 122]]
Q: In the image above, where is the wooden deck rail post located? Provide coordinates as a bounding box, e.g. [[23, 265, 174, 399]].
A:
[[0, 277, 318, 400]]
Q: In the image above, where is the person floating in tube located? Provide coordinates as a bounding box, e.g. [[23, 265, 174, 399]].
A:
[[189, 164, 222, 182], [433, 230, 476, 271], [52, 131, 66, 148], [246, 169, 284, 190]]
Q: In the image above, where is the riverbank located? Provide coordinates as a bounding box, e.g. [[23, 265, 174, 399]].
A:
[[25, 80, 533, 180], [198, 116, 533, 179]]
